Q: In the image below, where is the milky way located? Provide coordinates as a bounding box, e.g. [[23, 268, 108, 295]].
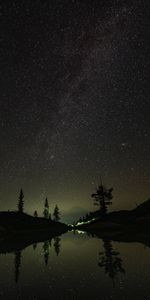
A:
[[0, 0, 150, 218]]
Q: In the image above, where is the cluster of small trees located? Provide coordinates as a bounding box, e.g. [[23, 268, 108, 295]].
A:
[[17, 189, 60, 221], [42, 197, 60, 221], [77, 212, 94, 224]]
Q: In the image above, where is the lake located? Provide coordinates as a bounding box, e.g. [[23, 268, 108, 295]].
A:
[[0, 231, 150, 300]]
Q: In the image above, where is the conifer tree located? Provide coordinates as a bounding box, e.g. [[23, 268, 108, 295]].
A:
[[43, 197, 49, 219], [18, 189, 24, 213], [91, 181, 113, 215], [53, 205, 60, 222]]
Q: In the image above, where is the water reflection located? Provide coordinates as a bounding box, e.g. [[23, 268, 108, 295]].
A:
[[13, 236, 62, 281], [43, 240, 50, 266], [98, 239, 125, 282], [33, 242, 37, 250], [0, 231, 149, 285], [53, 236, 61, 256], [42, 237, 62, 266], [14, 251, 22, 283], [0, 231, 150, 299]]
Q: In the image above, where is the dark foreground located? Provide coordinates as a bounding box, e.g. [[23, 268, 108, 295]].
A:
[[0, 211, 68, 237], [1, 206, 150, 299], [0, 231, 150, 300], [75, 198, 150, 237]]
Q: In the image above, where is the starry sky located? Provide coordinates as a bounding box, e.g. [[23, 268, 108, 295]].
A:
[[0, 0, 150, 218]]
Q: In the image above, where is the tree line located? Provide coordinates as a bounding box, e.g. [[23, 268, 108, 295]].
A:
[[17, 188, 60, 221], [17, 178, 113, 225]]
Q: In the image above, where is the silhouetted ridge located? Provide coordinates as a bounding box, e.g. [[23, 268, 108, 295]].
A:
[[0, 211, 68, 234], [75, 198, 150, 233], [132, 198, 150, 215]]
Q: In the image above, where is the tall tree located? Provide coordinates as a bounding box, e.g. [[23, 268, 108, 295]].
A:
[[53, 205, 60, 222], [18, 189, 24, 213], [43, 197, 49, 219], [91, 180, 113, 215]]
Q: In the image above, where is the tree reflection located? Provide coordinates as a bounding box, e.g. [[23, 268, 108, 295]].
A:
[[98, 239, 125, 282], [33, 242, 37, 250], [43, 240, 51, 266], [14, 250, 22, 283], [53, 236, 61, 256]]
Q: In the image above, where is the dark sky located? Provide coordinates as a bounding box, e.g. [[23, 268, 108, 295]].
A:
[[0, 0, 150, 217]]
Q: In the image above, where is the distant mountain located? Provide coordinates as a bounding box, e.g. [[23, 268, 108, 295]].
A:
[[61, 206, 88, 224]]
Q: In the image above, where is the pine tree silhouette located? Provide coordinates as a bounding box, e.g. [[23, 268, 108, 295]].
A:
[[91, 180, 113, 215], [18, 189, 24, 213], [43, 197, 49, 219], [53, 205, 60, 222]]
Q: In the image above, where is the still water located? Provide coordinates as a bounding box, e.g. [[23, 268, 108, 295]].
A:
[[0, 231, 150, 300]]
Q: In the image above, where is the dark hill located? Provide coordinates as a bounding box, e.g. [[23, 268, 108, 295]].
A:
[[76, 198, 150, 233], [0, 211, 68, 235], [132, 198, 150, 215]]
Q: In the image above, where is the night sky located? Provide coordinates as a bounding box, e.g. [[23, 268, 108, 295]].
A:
[[0, 0, 150, 219]]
